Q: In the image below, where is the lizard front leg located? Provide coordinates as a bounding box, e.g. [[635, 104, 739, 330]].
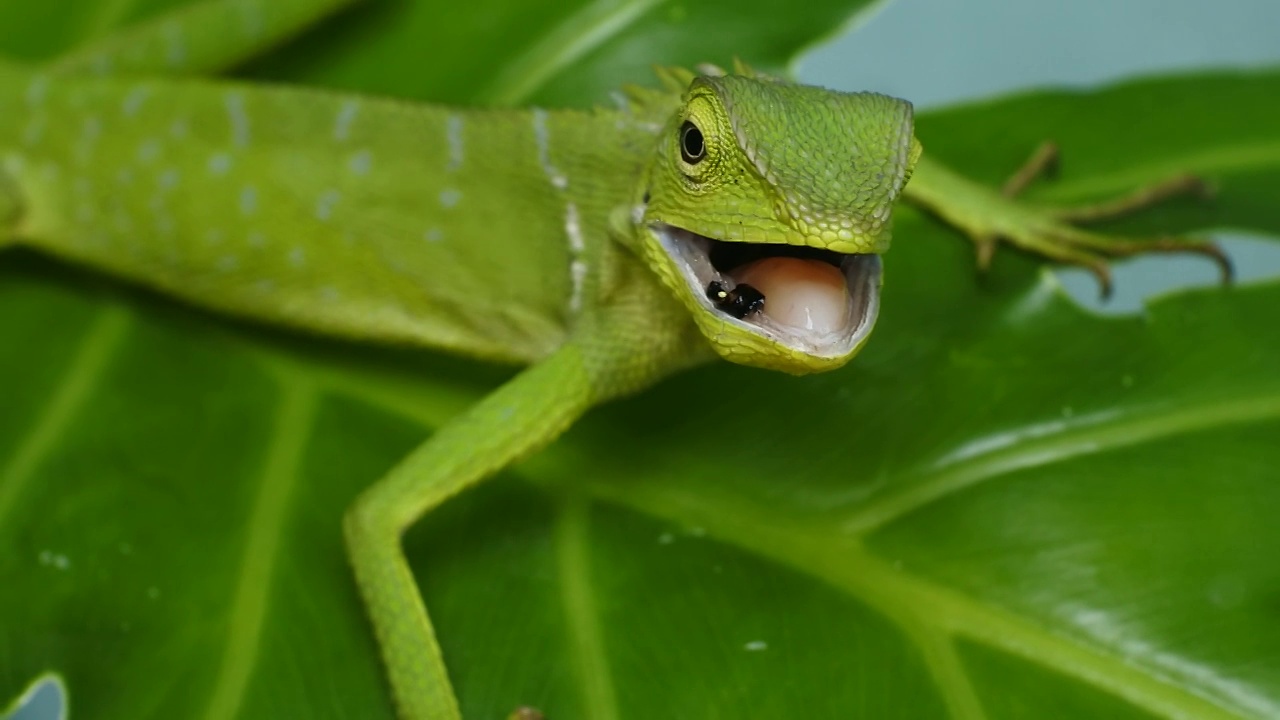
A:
[[344, 343, 598, 720], [343, 253, 709, 718], [904, 148, 1231, 298]]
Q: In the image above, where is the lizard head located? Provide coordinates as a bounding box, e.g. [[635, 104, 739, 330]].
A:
[[636, 72, 920, 374]]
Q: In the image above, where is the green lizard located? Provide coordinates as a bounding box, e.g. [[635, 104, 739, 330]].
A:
[[0, 0, 1231, 718]]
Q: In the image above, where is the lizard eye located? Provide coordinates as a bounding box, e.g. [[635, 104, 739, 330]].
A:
[[679, 120, 705, 164]]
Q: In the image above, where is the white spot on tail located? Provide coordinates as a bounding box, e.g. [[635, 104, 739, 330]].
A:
[[439, 188, 462, 208], [158, 168, 180, 190], [163, 20, 186, 68], [75, 116, 102, 164], [81, 116, 102, 141], [315, 189, 340, 221], [532, 108, 568, 190], [154, 214, 175, 237], [207, 152, 232, 175], [239, 1, 265, 38], [112, 206, 134, 234], [122, 85, 150, 117], [225, 92, 250, 147], [348, 149, 372, 175], [216, 255, 239, 272], [288, 246, 306, 268], [169, 119, 189, 139], [137, 139, 161, 163], [25, 76, 48, 107], [239, 186, 258, 216], [333, 100, 360, 142], [23, 116, 45, 146], [205, 229, 224, 246], [446, 114, 464, 171], [247, 232, 266, 248], [424, 228, 443, 243], [744, 641, 768, 652]]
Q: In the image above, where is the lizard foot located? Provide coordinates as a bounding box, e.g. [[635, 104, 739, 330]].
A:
[[986, 142, 1230, 298], [909, 142, 1232, 299]]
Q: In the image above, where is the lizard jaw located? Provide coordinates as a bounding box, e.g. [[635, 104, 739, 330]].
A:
[[651, 222, 882, 359]]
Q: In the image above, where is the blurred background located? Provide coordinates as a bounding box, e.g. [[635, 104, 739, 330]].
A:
[[800, 0, 1280, 314]]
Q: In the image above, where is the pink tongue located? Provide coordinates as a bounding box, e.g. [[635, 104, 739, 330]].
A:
[[732, 257, 850, 333]]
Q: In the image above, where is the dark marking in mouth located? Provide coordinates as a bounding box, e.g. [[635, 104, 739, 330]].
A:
[[706, 280, 765, 319], [708, 240, 845, 274]]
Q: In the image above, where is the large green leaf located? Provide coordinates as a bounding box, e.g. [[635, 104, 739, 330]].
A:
[[3, 1, 1279, 718]]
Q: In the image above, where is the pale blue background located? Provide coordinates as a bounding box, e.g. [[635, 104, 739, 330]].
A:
[[797, 0, 1280, 314], [801, 0, 1280, 110]]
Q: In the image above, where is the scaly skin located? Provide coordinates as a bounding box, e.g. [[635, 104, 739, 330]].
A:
[[0, 2, 1228, 718]]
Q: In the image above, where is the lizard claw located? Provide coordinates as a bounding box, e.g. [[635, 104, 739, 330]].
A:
[[908, 142, 1232, 300], [973, 234, 998, 272], [1005, 142, 1231, 299]]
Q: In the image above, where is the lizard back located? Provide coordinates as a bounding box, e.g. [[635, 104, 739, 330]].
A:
[[1, 63, 665, 363]]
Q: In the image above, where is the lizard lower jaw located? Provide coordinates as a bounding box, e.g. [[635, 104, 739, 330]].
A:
[[652, 223, 882, 358]]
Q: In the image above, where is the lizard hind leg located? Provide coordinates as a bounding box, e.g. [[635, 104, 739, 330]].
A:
[[344, 343, 597, 719]]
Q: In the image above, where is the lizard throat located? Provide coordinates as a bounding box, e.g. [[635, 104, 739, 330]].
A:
[[651, 223, 882, 358]]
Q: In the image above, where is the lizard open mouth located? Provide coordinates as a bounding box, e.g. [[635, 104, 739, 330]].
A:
[[652, 223, 882, 357]]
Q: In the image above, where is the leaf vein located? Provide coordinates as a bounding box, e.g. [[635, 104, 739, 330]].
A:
[[556, 494, 619, 720], [0, 305, 129, 524], [480, 0, 664, 105], [202, 377, 318, 720]]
